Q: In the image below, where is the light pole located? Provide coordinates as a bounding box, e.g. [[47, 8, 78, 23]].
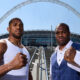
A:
[[51, 25, 53, 51]]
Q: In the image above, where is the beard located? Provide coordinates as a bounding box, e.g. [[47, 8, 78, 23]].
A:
[[56, 38, 70, 46], [57, 41, 67, 46], [12, 33, 23, 39]]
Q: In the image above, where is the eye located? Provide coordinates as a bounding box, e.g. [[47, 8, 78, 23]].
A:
[[55, 32, 59, 34], [19, 24, 23, 28], [62, 31, 66, 34], [13, 23, 17, 26]]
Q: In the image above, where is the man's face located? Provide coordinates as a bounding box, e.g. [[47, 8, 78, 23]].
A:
[[55, 26, 70, 46], [8, 19, 24, 39]]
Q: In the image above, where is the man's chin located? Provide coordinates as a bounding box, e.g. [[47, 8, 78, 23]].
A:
[[13, 34, 22, 39], [58, 42, 67, 46], [16, 36, 21, 39]]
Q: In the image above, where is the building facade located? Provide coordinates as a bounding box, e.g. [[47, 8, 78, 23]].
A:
[[0, 30, 80, 47]]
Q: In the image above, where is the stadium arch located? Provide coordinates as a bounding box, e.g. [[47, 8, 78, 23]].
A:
[[0, 0, 80, 23]]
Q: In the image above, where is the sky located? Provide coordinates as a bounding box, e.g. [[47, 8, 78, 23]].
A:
[[0, 0, 80, 35]]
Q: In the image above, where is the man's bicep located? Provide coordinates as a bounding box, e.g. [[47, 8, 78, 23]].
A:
[[0, 42, 7, 61]]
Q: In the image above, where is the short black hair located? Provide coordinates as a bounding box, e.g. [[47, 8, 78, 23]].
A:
[[9, 18, 23, 26], [56, 23, 70, 32]]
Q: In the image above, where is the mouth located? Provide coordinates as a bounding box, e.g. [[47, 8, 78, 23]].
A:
[[15, 31, 22, 35], [16, 30, 21, 33], [58, 38, 64, 41]]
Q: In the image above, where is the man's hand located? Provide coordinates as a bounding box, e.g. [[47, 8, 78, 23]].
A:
[[64, 46, 76, 63], [9, 53, 27, 70]]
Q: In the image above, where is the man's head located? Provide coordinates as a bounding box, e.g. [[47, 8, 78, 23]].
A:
[[55, 23, 70, 46], [7, 18, 24, 39]]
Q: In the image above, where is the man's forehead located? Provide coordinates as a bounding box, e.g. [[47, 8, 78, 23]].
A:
[[9, 19, 23, 27], [12, 19, 21, 23], [56, 26, 67, 31]]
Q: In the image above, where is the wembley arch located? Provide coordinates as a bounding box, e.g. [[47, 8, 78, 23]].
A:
[[0, 0, 80, 23]]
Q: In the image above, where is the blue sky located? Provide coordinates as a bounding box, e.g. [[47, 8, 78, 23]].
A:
[[0, 0, 80, 35]]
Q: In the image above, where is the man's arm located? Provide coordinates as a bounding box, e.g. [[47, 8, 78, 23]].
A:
[[64, 46, 80, 67], [28, 69, 33, 80], [0, 42, 9, 77], [0, 42, 7, 61], [0, 52, 28, 77], [0, 42, 28, 77]]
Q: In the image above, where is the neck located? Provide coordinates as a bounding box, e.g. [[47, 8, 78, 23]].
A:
[[8, 36, 21, 47], [59, 40, 70, 50], [59, 45, 66, 50]]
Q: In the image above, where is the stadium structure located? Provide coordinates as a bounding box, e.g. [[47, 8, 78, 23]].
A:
[[0, 30, 80, 47], [0, 30, 80, 80]]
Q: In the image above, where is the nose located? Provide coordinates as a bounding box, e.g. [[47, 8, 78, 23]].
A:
[[17, 25, 21, 29], [58, 32, 63, 37]]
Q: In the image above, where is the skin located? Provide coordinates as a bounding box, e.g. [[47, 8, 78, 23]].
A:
[[64, 47, 77, 64], [55, 25, 70, 50], [64, 46, 80, 68], [0, 18, 33, 80], [55, 24, 80, 67]]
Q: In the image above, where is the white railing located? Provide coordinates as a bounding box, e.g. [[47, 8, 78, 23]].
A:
[[29, 46, 49, 80]]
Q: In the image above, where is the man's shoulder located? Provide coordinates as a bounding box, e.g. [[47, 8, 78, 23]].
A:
[[51, 46, 57, 57], [50, 52, 56, 61], [22, 45, 30, 54], [0, 38, 7, 49], [72, 42, 80, 50], [0, 38, 7, 43], [0, 38, 7, 56]]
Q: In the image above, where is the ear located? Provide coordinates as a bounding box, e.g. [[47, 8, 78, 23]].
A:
[[7, 27, 10, 32]]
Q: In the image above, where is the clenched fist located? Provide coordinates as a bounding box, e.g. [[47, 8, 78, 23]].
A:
[[9, 53, 27, 70], [64, 46, 76, 63]]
